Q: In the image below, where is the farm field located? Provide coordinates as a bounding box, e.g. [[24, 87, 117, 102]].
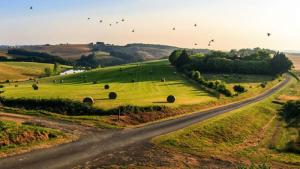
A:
[[1, 60, 280, 110], [0, 62, 70, 82], [288, 53, 300, 70], [153, 77, 300, 168]]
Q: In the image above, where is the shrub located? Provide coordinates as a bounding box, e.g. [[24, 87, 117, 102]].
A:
[[60, 80, 64, 83], [167, 95, 176, 103], [109, 92, 117, 100], [83, 97, 94, 105], [32, 84, 39, 90], [104, 85, 110, 90], [93, 81, 98, 84], [15, 84, 18, 87], [161, 78, 166, 82], [0, 91, 4, 94], [260, 83, 266, 88], [131, 79, 135, 83], [5, 80, 10, 83], [0, 85, 4, 88], [233, 85, 246, 93]]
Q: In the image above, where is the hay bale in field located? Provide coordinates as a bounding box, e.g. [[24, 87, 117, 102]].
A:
[[104, 84, 110, 90], [32, 84, 39, 90], [15, 84, 18, 87], [167, 95, 176, 103], [83, 97, 94, 105], [109, 92, 117, 100]]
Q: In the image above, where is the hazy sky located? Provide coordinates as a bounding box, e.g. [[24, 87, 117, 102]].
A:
[[0, 0, 299, 50]]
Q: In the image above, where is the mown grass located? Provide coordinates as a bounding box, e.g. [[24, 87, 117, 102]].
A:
[[1, 60, 278, 110], [0, 62, 70, 82], [153, 78, 300, 166]]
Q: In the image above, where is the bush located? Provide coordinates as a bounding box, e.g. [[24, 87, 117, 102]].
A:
[[60, 80, 64, 83], [131, 79, 135, 83], [93, 81, 98, 84], [0, 91, 4, 94], [109, 92, 117, 100], [260, 83, 266, 88], [167, 95, 176, 103], [161, 78, 166, 82], [104, 84, 110, 90], [83, 97, 94, 105], [233, 85, 246, 93], [32, 84, 39, 90], [15, 84, 18, 87], [0, 85, 4, 88]]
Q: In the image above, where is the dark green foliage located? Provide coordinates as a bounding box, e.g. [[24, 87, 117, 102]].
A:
[[260, 82, 267, 88], [104, 84, 110, 90], [0, 97, 166, 116], [169, 50, 183, 65], [161, 78, 166, 82], [167, 95, 176, 103], [281, 100, 300, 121], [169, 48, 292, 75], [0, 85, 4, 88], [83, 97, 94, 105], [32, 84, 39, 90], [271, 53, 293, 75], [0, 97, 97, 116], [93, 81, 98, 84], [7, 49, 71, 65], [233, 85, 246, 93], [109, 92, 117, 100]]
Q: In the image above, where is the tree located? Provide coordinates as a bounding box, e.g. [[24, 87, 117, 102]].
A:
[[53, 63, 61, 75], [44, 67, 52, 76], [169, 50, 183, 66], [175, 50, 191, 68], [233, 85, 246, 93], [271, 52, 293, 75]]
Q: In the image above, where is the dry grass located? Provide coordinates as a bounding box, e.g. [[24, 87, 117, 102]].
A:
[[23, 44, 92, 60], [287, 54, 300, 70]]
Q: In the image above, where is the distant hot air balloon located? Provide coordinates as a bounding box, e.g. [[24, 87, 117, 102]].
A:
[[132, 29, 135, 33], [172, 27, 176, 31], [30, 6, 33, 10], [100, 20, 103, 23], [121, 18, 125, 22], [267, 33, 271, 37], [194, 24, 197, 27]]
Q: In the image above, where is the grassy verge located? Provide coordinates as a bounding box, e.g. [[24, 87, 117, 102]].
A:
[[0, 120, 66, 157], [153, 78, 300, 167]]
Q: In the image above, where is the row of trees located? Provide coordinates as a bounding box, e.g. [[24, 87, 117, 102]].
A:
[[169, 49, 293, 75], [7, 49, 71, 65]]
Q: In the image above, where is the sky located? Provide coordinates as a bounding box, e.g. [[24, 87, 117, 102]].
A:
[[0, 0, 299, 51]]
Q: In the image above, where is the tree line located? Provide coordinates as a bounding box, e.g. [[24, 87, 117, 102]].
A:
[[7, 49, 71, 65], [169, 48, 293, 75]]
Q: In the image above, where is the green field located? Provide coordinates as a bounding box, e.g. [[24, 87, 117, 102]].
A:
[[153, 78, 300, 167], [0, 62, 69, 82], [1, 60, 280, 110]]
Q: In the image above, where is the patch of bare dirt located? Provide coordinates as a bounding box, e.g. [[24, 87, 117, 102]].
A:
[[277, 95, 300, 101], [75, 142, 235, 169]]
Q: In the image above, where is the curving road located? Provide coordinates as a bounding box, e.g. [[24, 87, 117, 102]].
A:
[[0, 77, 290, 169]]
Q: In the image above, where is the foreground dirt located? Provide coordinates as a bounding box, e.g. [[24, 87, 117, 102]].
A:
[[75, 142, 235, 169]]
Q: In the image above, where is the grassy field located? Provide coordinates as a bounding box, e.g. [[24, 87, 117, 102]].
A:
[[288, 54, 300, 70], [0, 62, 70, 82], [1, 60, 279, 110], [22, 44, 92, 60], [153, 77, 300, 167], [0, 120, 64, 156]]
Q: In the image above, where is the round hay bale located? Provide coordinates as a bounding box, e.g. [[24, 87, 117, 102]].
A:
[[109, 92, 117, 100], [32, 84, 39, 90], [104, 84, 110, 90], [83, 97, 94, 105], [167, 95, 176, 103], [15, 84, 18, 87]]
